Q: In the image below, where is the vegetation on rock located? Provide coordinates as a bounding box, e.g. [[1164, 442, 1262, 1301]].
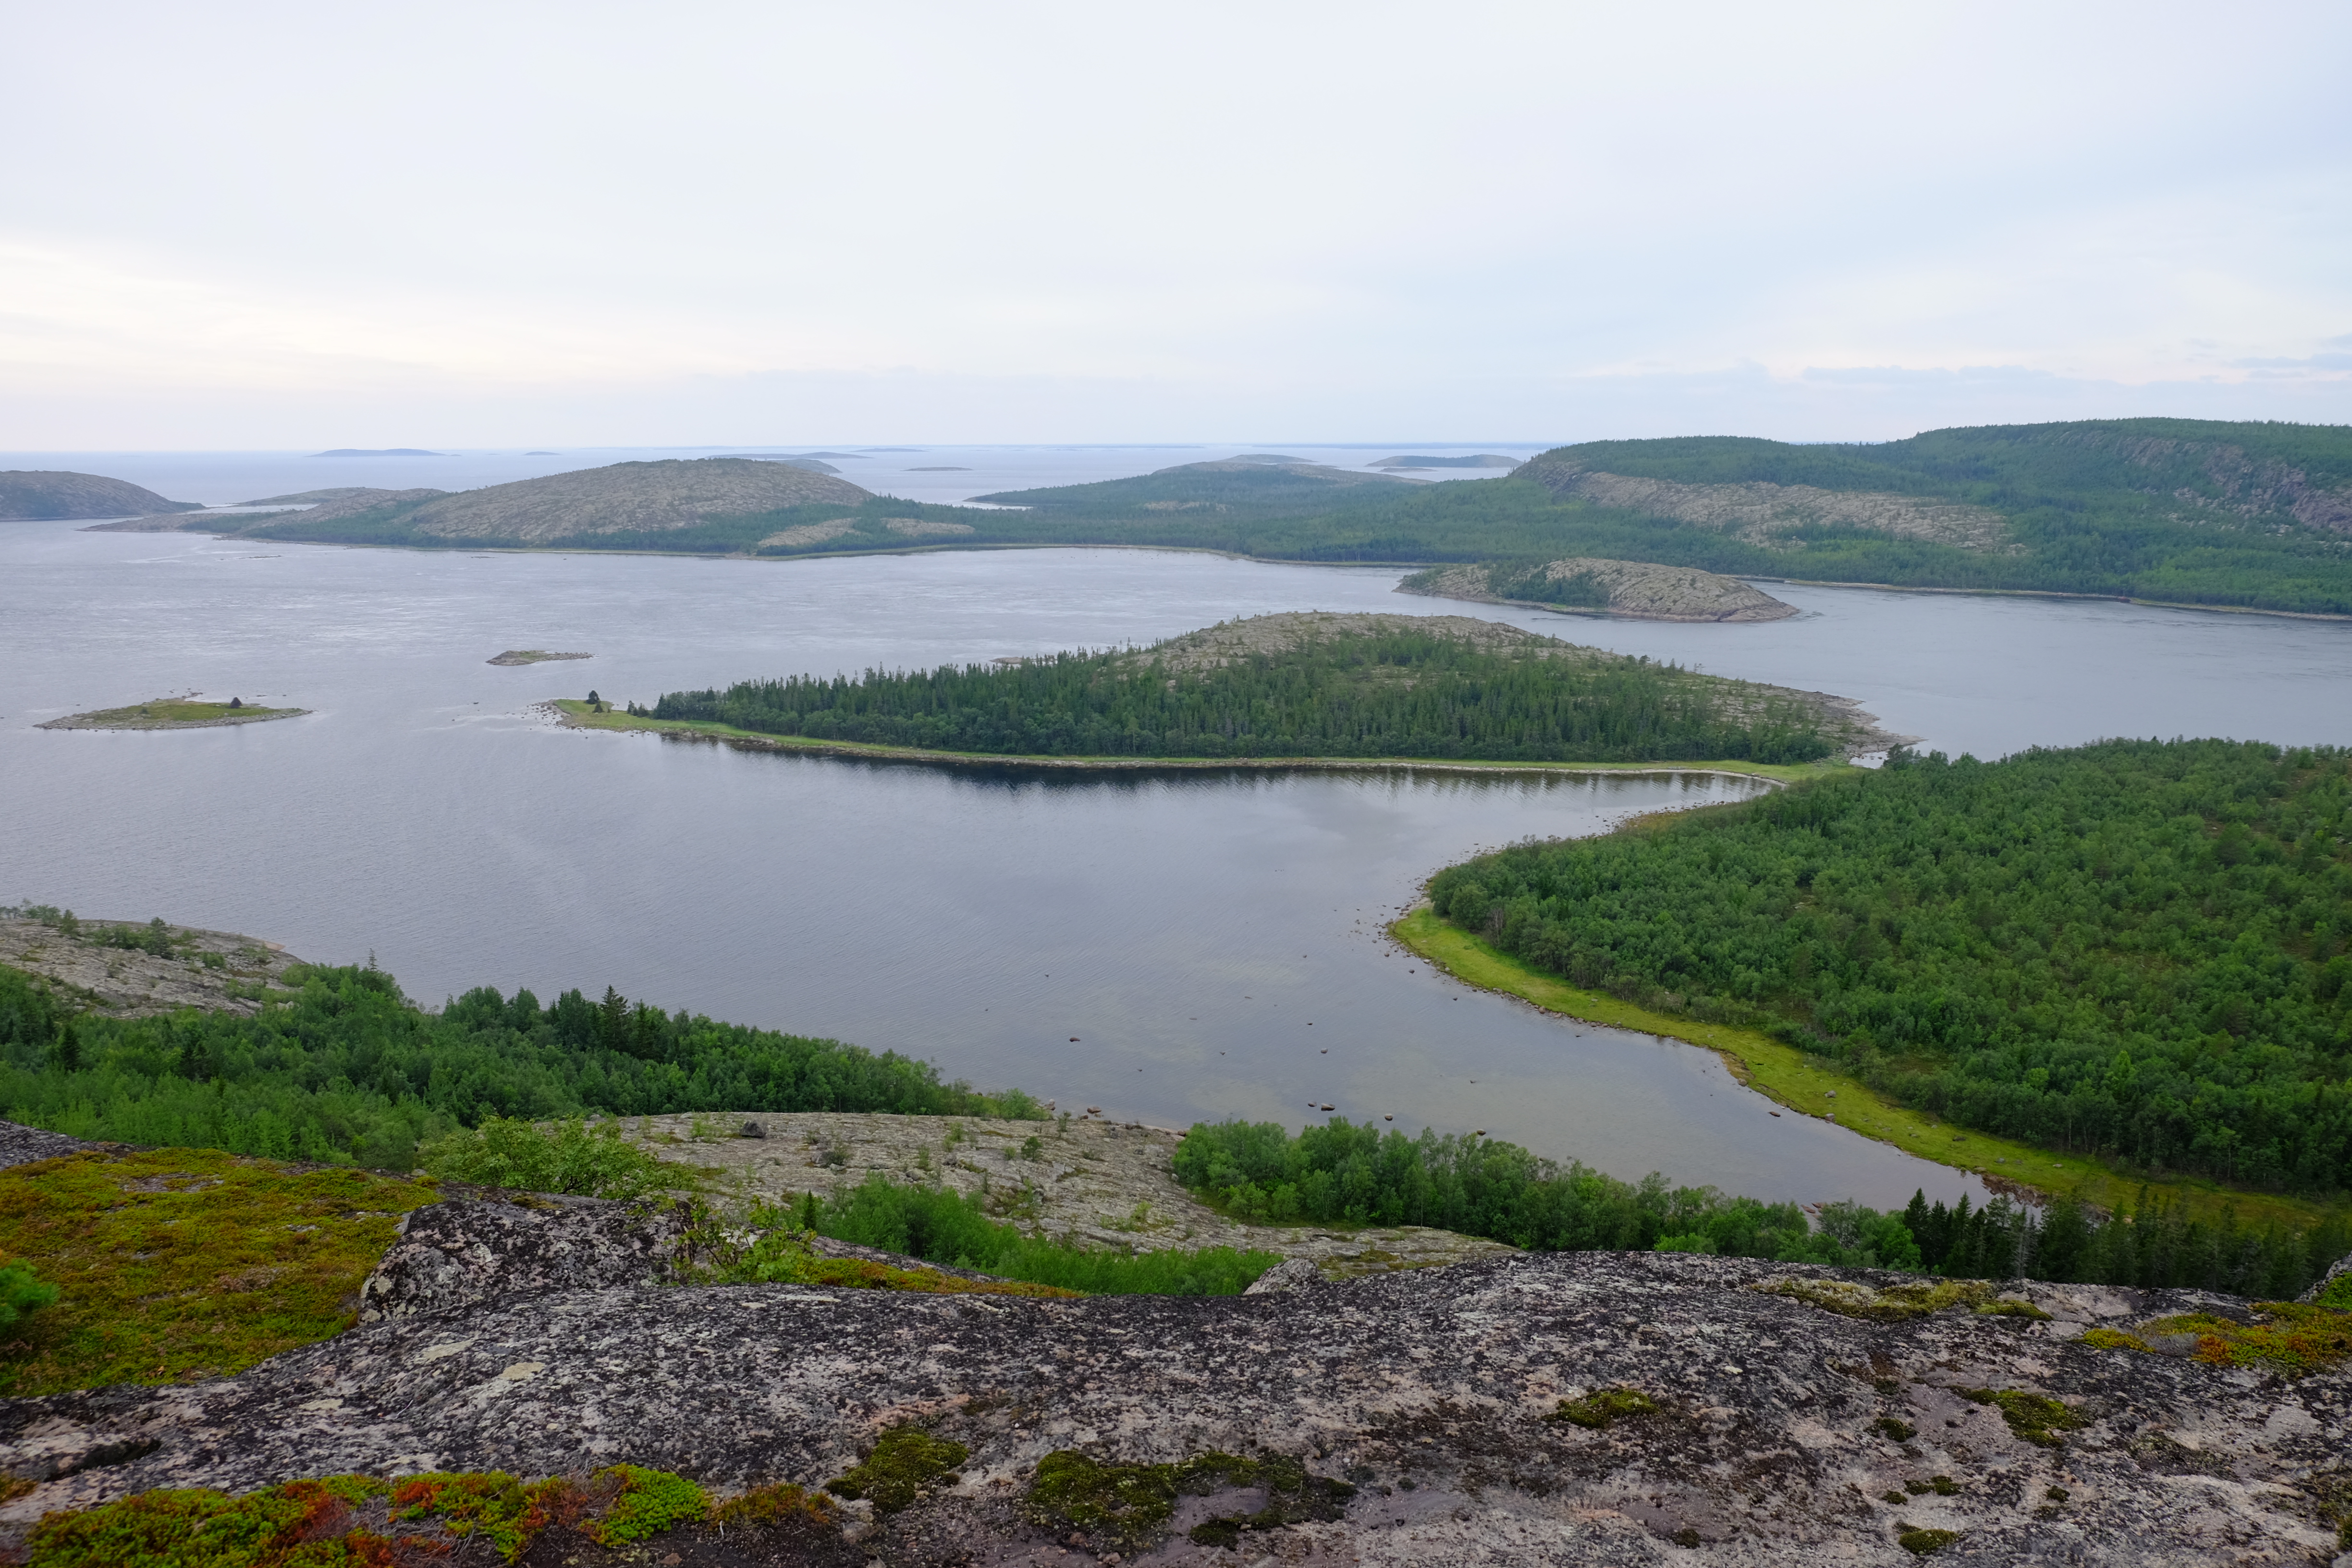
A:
[[825, 1426, 970, 1514], [22, 1465, 743, 1567], [1428, 739, 2352, 1194], [1548, 1387, 1660, 1429], [810, 1172, 1278, 1294], [1957, 1388, 2086, 1448], [1020, 1449, 1354, 1551], [0, 1147, 434, 1396], [420, 1115, 678, 1199]]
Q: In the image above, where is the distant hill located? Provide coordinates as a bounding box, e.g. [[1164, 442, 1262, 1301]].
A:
[[240, 458, 872, 547], [1373, 454, 1519, 469], [188, 420, 2352, 615], [951, 418, 2352, 616], [974, 457, 1419, 516], [0, 471, 203, 520]]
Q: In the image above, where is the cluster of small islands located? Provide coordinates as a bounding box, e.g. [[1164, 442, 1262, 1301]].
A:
[[4, 416, 2350, 1564]]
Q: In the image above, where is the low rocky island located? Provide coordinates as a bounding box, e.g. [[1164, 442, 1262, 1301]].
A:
[[1402, 558, 1799, 622], [487, 648, 591, 665], [35, 696, 305, 731]]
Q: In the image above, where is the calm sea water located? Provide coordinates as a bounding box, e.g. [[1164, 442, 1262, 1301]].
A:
[[5, 509, 2349, 1208]]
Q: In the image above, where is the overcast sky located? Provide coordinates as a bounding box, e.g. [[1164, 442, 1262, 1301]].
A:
[[6, 0, 2348, 448]]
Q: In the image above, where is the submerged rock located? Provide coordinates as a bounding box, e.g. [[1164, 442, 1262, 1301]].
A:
[[2, 1228, 2344, 1565]]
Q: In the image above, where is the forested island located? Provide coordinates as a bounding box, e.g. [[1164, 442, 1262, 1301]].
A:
[[1421, 738, 2352, 1199], [607, 612, 1889, 766]]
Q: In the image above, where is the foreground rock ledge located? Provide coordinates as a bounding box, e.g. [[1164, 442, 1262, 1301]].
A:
[[1, 1250, 2344, 1566]]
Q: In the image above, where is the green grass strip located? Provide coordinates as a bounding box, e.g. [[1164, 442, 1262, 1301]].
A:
[[1390, 907, 2336, 1232]]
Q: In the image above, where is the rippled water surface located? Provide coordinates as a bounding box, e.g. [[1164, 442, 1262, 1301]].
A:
[[6, 518, 2349, 1207]]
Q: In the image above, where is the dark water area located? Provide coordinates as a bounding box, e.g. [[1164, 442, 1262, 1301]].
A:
[[6, 522, 2349, 1209]]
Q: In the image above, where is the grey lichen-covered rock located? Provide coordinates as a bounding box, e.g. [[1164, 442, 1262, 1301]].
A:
[[623, 1109, 1519, 1276], [0, 1120, 91, 1171], [1242, 1256, 1324, 1295], [357, 1197, 697, 1322], [0, 916, 308, 1019], [3, 1249, 2346, 1565]]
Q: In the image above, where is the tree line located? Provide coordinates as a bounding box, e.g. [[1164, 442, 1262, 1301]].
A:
[[0, 958, 1039, 1172], [1174, 1116, 2348, 1294], [646, 625, 1838, 764], [1429, 738, 2352, 1194]]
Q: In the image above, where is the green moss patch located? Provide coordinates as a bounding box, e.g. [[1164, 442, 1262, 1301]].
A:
[[826, 1426, 970, 1514], [1021, 1450, 1355, 1551], [1958, 1388, 2086, 1448], [1974, 1298, 2052, 1322], [713, 1481, 841, 1530], [0, 1147, 437, 1396], [1760, 1277, 1991, 1322], [1872, 1417, 1917, 1442], [23, 1465, 729, 1567], [2074, 1302, 2352, 1376], [1898, 1526, 1960, 1556], [1547, 1388, 1661, 1430]]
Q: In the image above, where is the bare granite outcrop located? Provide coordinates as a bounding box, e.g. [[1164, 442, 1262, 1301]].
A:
[[623, 1109, 1519, 1275], [1519, 455, 2017, 552], [0, 916, 308, 1018], [1400, 559, 1798, 622], [0, 1211, 2343, 1565]]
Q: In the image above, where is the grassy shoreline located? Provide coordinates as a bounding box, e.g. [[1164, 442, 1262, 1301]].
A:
[[1389, 907, 2337, 1231], [550, 701, 1840, 783]]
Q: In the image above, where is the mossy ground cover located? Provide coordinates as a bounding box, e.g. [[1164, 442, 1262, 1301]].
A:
[[825, 1427, 970, 1514], [21, 1464, 817, 1567], [1758, 1277, 1993, 1322], [1547, 1388, 1660, 1429], [1392, 907, 2334, 1233], [1020, 1449, 1354, 1551], [1958, 1388, 2085, 1448], [2078, 1292, 2352, 1377], [0, 1147, 436, 1396], [557, 700, 1835, 783]]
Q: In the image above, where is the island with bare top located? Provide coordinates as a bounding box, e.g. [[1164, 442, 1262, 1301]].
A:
[[551, 611, 1908, 775], [35, 696, 306, 731]]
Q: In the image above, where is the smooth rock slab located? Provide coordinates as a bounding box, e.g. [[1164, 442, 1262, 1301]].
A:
[[0, 1252, 2344, 1566]]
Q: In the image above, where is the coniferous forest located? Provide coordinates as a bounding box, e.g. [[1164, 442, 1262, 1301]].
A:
[[1172, 1117, 2348, 1296], [1428, 739, 2352, 1195], [0, 958, 1038, 1171], [644, 622, 1841, 764]]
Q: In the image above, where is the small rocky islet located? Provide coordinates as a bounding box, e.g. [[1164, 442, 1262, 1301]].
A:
[[34, 696, 305, 731]]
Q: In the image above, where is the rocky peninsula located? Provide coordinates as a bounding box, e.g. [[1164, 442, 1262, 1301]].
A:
[[1401, 558, 1798, 622], [0, 471, 201, 521]]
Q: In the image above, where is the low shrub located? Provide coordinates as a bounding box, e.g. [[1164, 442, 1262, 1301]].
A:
[[815, 1174, 1278, 1295], [418, 1116, 676, 1199]]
